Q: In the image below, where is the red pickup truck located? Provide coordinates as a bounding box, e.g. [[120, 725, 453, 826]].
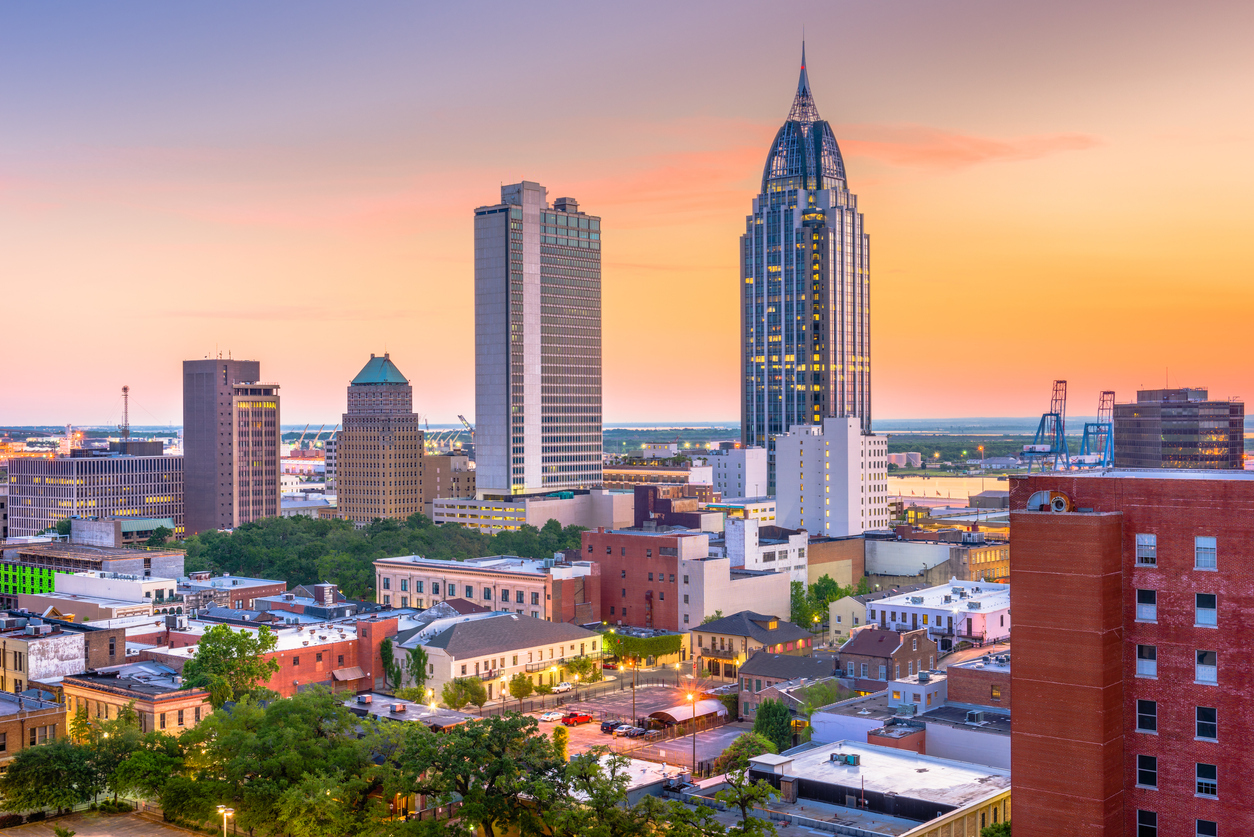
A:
[[561, 712, 594, 726]]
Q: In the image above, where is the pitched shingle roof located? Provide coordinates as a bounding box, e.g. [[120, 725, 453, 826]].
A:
[[739, 651, 833, 681], [423, 614, 600, 659], [696, 611, 811, 644], [837, 627, 904, 659]]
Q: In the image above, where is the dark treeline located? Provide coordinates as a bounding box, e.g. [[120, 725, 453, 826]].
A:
[[184, 514, 585, 600]]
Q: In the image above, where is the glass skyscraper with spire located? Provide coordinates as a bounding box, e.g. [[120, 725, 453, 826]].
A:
[[741, 47, 871, 481]]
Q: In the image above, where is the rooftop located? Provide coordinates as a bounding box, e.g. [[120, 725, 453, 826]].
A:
[[345, 692, 474, 730], [423, 613, 600, 659], [11, 542, 183, 560], [180, 574, 286, 590], [1012, 468, 1254, 483], [750, 740, 1009, 808], [739, 651, 833, 681], [838, 628, 907, 658], [695, 611, 811, 644], [350, 353, 410, 385], [63, 660, 201, 697], [871, 579, 1009, 613], [817, 690, 1009, 736], [0, 691, 62, 716]]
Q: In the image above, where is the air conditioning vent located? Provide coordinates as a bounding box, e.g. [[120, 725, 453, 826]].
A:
[[966, 710, 985, 724]]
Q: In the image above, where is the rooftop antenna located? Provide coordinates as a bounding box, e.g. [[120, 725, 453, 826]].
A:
[[120, 386, 130, 441]]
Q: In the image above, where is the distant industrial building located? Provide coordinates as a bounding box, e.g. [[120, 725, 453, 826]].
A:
[[1113, 387, 1244, 469], [182, 358, 281, 534], [6, 443, 182, 538]]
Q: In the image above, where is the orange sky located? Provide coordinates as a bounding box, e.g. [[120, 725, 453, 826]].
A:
[[2, 1, 1253, 426]]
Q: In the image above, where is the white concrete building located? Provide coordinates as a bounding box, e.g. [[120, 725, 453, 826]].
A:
[[775, 416, 889, 536], [324, 432, 338, 488], [704, 497, 777, 524], [55, 571, 178, 603], [707, 446, 768, 500], [865, 579, 1010, 651], [676, 552, 791, 630], [716, 517, 808, 584], [431, 488, 632, 535]]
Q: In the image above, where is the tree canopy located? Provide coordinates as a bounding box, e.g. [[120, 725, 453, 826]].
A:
[[180, 624, 280, 707], [751, 700, 794, 754], [182, 513, 585, 600]]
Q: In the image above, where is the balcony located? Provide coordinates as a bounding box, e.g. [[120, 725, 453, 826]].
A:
[[700, 647, 741, 661]]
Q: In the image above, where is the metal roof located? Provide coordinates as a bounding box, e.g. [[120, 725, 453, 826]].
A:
[[350, 353, 409, 385]]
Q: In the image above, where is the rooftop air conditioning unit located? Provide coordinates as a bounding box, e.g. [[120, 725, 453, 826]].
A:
[[968, 601, 982, 610], [917, 671, 930, 683], [357, 695, 372, 705], [391, 703, 406, 713], [943, 595, 952, 604], [966, 710, 985, 724], [845, 754, 861, 766], [829, 752, 844, 763], [910, 596, 924, 605]]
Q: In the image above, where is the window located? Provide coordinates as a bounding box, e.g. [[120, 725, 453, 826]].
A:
[[400, 578, 408, 592], [646, 549, 652, 558], [109, 637, 116, 657], [1196, 650, 1217, 684], [461, 665, 467, 675], [400, 596, 408, 608], [1136, 589, 1157, 622], [1137, 700, 1157, 732], [1196, 594, 1217, 627], [648, 573, 653, 582], [621, 570, 626, 578], [846, 662, 854, 676], [465, 585, 473, 597], [683, 594, 689, 604], [834, 614, 842, 623], [860, 663, 868, 678], [483, 587, 491, 600], [606, 546, 612, 555], [1195, 536, 1217, 570], [1137, 755, 1157, 788], [1136, 534, 1157, 565], [1196, 763, 1217, 797], [160, 713, 167, 730], [1136, 645, 1157, 677], [908, 660, 914, 676], [659, 591, 665, 601], [683, 614, 689, 624], [878, 665, 886, 680], [338, 655, 344, 666], [178, 709, 185, 727], [912, 638, 918, 651], [532, 592, 540, 605], [382, 577, 391, 590], [1137, 810, 1157, 837], [293, 656, 300, 666], [610, 606, 615, 615], [194, 707, 201, 723], [383, 594, 390, 605], [669, 574, 675, 583], [416, 581, 424, 593], [516, 590, 524, 603], [755, 679, 762, 692], [991, 685, 1002, 701], [683, 575, 689, 584], [501, 588, 510, 602], [316, 652, 323, 663], [1196, 706, 1217, 740], [0, 733, 5, 752], [432, 583, 440, 595], [1197, 819, 1217, 837]]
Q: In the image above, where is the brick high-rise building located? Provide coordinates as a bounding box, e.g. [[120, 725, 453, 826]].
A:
[[336, 353, 425, 525], [1010, 471, 1252, 837], [182, 359, 280, 534], [1113, 388, 1244, 469]]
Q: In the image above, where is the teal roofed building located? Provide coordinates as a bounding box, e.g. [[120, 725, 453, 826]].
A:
[[351, 352, 410, 386]]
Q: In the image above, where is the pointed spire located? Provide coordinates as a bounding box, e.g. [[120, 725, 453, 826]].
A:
[[788, 41, 821, 124]]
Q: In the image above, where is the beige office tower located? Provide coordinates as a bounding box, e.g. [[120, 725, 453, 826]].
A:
[[183, 359, 281, 534], [337, 353, 425, 524]]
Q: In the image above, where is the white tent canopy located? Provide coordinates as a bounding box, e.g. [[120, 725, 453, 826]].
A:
[[648, 699, 728, 725]]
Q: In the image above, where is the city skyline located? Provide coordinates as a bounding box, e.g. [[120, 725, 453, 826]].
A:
[[3, 2, 1254, 426]]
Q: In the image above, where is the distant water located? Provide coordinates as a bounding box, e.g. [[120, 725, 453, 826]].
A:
[[889, 474, 1011, 501]]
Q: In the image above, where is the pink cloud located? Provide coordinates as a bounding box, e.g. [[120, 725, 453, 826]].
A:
[[838, 124, 1102, 171]]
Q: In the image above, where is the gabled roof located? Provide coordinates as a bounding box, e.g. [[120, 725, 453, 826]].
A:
[[443, 598, 491, 615], [696, 611, 811, 644], [739, 650, 833, 681], [422, 613, 599, 659], [838, 628, 904, 659], [351, 353, 408, 385]]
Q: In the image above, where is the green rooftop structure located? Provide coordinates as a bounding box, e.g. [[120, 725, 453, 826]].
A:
[[351, 353, 410, 386]]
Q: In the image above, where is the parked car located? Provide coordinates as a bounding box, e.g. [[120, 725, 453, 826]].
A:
[[600, 720, 627, 734], [602, 656, 620, 671], [562, 712, 594, 726], [538, 711, 565, 722], [622, 726, 647, 738], [552, 682, 574, 693], [611, 724, 638, 737]]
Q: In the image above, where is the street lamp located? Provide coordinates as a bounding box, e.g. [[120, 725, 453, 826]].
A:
[[573, 673, 580, 701], [216, 805, 234, 837], [674, 662, 681, 687], [687, 693, 697, 775]]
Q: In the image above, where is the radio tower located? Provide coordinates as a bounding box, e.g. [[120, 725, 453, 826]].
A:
[[119, 386, 130, 441]]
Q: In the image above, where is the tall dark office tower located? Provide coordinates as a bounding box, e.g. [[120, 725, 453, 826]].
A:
[[182, 358, 280, 534], [474, 181, 603, 497], [741, 46, 870, 486], [1114, 388, 1245, 469]]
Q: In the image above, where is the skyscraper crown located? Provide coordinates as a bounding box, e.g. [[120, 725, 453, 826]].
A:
[[761, 43, 847, 193]]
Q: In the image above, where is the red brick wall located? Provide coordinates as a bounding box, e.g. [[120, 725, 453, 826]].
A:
[[549, 565, 602, 625], [867, 727, 925, 755], [581, 530, 682, 630], [354, 617, 398, 692], [1010, 507, 1124, 837], [1012, 474, 1254, 837], [947, 665, 1011, 709]]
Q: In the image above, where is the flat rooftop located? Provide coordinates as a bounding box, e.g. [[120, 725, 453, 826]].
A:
[[752, 740, 1009, 808], [949, 655, 1011, 674], [345, 693, 475, 729], [180, 574, 286, 590], [872, 580, 1009, 612], [1012, 468, 1254, 482], [0, 691, 61, 716], [11, 542, 183, 559]]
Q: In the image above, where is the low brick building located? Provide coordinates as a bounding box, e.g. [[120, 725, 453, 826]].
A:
[[836, 626, 936, 687], [737, 651, 834, 719], [0, 691, 66, 768], [62, 661, 211, 736], [946, 653, 1010, 709]]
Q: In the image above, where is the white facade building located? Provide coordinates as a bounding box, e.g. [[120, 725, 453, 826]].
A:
[[775, 416, 888, 536], [324, 432, 338, 488], [676, 554, 791, 630], [708, 446, 769, 500], [431, 488, 632, 535], [865, 579, 1010, 651], [718, 517, 808, 584]]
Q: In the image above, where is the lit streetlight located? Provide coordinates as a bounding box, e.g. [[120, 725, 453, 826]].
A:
[[217, 805, 234, 837], [687, 692, 697, 775]]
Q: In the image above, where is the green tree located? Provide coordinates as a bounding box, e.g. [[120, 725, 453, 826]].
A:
[[714, 767, 778, 837], [509, 672, 535, 709], [565, 654, 602, 684], [981, 822, 1011, 837], [404, 646, 430, 691], [406, 713, 565, 837], [111, 736, 186, 802], [79, 702, 144, 802], [466, 678, 489, 713], [158, 776, 217, 827], [145, 526, 173, 547], [552, 724, 569, 763], [809, 575, 844, 610], [555, 749, 646, 837], [181, 624, 280, 707], [380, 637, 403, 691], [636, 796, 724, 837], [441, 679, 471, 711], [752, 699, 794, 753], [789, 581, 815, 626], [272, 773, 363, 837], [700, 610, 724, 625], [0, 739, 98, 810], [712, 732, 777, 775], [602, 631, 682, 665]]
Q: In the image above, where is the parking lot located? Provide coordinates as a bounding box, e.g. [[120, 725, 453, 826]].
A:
[[533, 684, 751, 769]]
